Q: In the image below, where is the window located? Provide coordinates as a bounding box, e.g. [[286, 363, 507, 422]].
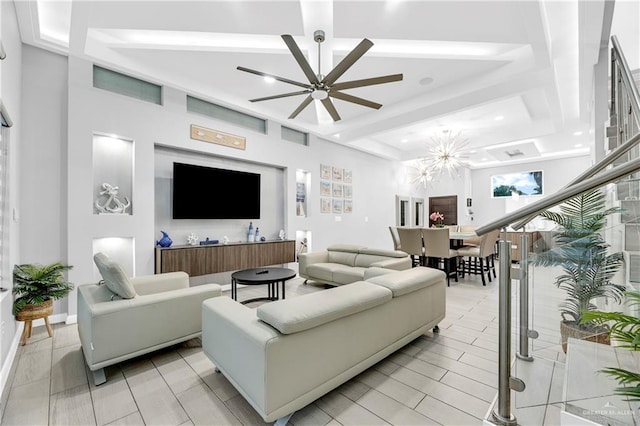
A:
[[282, 126, 308, 146], [186, 95, 266, 134], [93, 65, 162, 105]]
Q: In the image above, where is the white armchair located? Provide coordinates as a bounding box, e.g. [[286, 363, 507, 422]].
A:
[[77, 253, 221, 385]]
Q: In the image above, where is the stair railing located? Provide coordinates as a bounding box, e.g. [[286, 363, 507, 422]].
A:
[[482, 35, 640, 425]]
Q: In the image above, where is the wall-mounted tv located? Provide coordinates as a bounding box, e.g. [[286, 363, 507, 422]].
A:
[[491, 170, 543, 198], [173, 162, 261, 219]]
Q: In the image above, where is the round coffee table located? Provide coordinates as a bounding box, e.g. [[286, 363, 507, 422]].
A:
[[231, 267, 297, 304]]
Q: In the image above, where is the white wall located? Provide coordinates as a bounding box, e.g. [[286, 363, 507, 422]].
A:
[[424, 155, 592, 228]]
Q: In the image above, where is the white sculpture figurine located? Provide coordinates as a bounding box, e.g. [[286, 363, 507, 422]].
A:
[[222, 236, 229, 245], [95, 182, 131, 214], [187, 233, 199, 246]]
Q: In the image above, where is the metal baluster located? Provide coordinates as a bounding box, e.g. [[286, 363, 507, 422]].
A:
[[516, 232, 538, 361]]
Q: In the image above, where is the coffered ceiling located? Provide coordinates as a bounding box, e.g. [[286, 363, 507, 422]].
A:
[[14, 0, 613, 167]]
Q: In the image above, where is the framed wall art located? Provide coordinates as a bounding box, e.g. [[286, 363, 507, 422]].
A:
[[332, 183, 343, 198], [321, 164, 331, 180], [321, 198, 331, 213]]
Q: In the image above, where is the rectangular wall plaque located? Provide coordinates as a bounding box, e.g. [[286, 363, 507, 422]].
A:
[[190, 124, 246, 150]]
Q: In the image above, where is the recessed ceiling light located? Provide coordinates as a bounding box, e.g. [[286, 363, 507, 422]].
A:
[[401, 139, 408, 143], [575, 143, 583, 148], [573, 131, 583, 136], [494, 115, 504, 121], [263, 76, 276, 84], [419, 77, 434, 86], [481, 157, 488, 161], [334, 133, 340, 139], [469, 150, 477, 154]]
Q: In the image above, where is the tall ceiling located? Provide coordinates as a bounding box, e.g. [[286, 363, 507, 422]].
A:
[[14, 0, 612, 167]]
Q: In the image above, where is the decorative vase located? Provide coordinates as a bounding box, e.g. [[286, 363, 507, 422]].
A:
[[156, 231, 173, 247], [560, 320, 610, 353]]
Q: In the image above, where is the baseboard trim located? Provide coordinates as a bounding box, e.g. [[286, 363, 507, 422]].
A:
[[65, 315, 77, 325], [30, 313, 68, 328], [0, 323, 23, 403]]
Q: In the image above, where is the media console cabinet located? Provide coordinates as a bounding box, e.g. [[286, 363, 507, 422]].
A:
[[155, 240, 296, 276]]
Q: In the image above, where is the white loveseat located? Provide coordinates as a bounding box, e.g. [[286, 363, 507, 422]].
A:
[[298, 244, 411, 286], [202, 266, 446, 424]]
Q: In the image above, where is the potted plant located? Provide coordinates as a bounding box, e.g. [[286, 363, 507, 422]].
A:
[[13, 262, 74, 317], [581, 290, 640, 401], [535, 189, 625, 352]]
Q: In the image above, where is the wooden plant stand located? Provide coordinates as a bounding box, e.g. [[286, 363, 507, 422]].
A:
[[16, 299, 54, 346]]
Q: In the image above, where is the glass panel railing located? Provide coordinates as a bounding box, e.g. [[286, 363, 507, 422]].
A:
[[510, 182, 640, 424]]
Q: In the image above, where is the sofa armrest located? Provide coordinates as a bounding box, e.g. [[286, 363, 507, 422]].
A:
[[370, 257, 411, 271], [202, 297, 280, 413], [79, 284, 220, 368], [298, 251, 329, 277], [130, 271, 190, 295]]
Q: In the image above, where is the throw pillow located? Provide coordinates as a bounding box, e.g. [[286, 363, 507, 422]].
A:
[[93, 252, 136, 299]]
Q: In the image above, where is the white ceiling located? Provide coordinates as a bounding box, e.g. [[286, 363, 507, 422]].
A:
[[14, 0, 612, 167]]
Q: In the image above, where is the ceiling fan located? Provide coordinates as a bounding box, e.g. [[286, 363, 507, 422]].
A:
[[237, 30, 403, 122]]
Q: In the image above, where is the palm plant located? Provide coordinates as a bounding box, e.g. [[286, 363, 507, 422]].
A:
[[12, 262, 74, 315], [535, 189, 625, 346], [581, 291, 640, 401]]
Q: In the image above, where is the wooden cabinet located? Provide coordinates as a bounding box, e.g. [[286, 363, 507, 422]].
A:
[[504, 231, 540, 262], [155, 240, 296, 276]]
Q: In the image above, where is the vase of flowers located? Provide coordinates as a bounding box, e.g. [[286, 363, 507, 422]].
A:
[[430, 211, 445, 228]]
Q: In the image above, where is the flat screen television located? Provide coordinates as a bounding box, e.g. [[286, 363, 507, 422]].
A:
[[172, 162, 261, 219], [491, 170, 543, 198]]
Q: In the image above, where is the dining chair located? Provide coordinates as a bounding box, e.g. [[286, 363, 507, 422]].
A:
[[458, 225, 481, 247], [457, 228, 500, 285], [422, 227, 459, 286], [389, 226, 401, 251], [397, 227, 424, 267]]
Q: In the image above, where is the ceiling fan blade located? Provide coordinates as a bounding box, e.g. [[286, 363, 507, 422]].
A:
[[250, 90, 311, 103], [321, 98, 341, 121], [237, 66, 310, 89], [329, 91, 382, 109], [322, 38, 374, 86], [281, 35, 320, 85], [331, 74, 403, 91], [289, 95, 313, 119]]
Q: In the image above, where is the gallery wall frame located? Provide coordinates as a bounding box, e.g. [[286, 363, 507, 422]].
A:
[[320, 164, 353, 214]]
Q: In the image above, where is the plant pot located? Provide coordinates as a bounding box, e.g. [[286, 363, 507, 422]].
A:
[[15, 299, 53, 322], [560, 320, 610, 353]]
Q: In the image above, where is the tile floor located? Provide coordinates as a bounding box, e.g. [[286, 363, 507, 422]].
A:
[[0, 266, 568, 426]]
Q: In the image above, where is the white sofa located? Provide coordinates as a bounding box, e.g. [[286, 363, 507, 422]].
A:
[[202, 266, 446, 424], [298, 244, 411, 286], [78, 254, 221, 385]]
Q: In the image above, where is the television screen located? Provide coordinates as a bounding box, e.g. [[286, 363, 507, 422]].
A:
[[173, 162, 261, 219], [491, 170, 543, 198]]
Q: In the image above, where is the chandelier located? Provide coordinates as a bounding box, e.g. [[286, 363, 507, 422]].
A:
[[411, 130, 470, 185]]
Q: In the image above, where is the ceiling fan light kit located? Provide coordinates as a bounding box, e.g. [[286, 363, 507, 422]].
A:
[[237, 31, 403, 122]]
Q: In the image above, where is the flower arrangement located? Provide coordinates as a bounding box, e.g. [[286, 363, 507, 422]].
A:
[[430, 211, 445, 227]]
